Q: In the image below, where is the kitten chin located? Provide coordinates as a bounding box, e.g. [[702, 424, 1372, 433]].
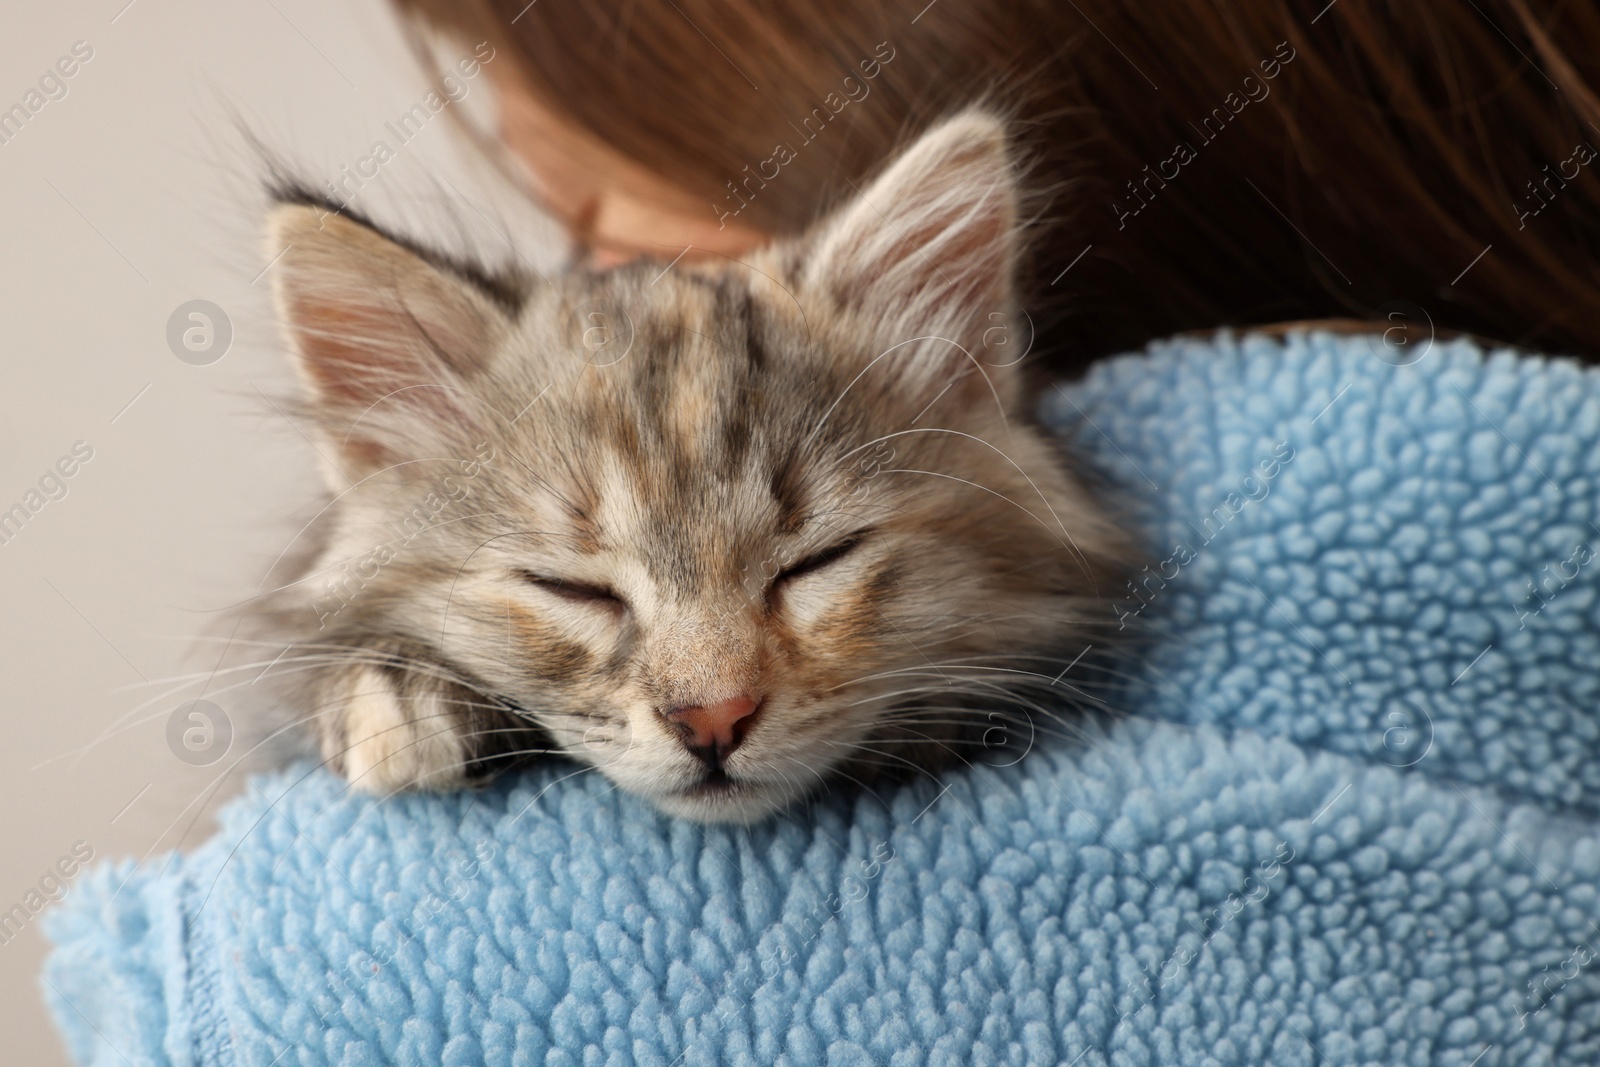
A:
[[251, 107, 1137, 822]]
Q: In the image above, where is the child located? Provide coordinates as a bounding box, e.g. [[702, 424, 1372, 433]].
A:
[[394, 0, 1600, 371]]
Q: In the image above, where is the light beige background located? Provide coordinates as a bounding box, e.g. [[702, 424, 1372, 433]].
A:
[[0, 2, 560, 1059]]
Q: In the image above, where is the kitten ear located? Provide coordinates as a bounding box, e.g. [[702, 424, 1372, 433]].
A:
[[267, 205, 506, 483], [799, 109, 1021, 396]]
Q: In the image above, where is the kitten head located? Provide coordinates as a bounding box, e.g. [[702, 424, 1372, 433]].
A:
[[265, 110, 1130, 822]]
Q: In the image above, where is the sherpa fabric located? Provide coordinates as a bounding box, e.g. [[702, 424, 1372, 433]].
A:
[[44, 331, 1600, 1067]]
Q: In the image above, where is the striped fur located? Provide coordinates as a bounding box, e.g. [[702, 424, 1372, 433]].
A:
[[262, 111, 1133, 822]]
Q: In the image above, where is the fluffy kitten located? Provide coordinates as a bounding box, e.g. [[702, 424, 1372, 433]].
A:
[[261, 110, 1131, 823]]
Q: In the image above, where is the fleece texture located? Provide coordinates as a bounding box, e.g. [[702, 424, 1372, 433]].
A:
[[43, 332, 1600, 1066]]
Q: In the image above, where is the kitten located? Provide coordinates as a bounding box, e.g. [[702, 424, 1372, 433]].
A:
[[260, 109, 1132, 823]]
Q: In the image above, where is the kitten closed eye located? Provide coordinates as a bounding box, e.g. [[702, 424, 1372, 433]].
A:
[[774, 537, 864, 586], [516, 569, 628, 612]]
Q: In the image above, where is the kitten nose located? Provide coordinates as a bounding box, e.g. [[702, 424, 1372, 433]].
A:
[[661, 696, 759, 758]]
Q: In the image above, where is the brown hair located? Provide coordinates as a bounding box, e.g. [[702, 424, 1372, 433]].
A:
[[395, 0, 1600, 372]]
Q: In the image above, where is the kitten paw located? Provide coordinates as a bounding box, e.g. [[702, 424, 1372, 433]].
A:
[[323, 665, 470, 794]]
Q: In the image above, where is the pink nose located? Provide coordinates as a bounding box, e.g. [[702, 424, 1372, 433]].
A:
[[663, 695, 759, 754]]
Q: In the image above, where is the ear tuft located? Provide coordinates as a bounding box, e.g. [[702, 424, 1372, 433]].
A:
[[800, 109, 1021, 393]]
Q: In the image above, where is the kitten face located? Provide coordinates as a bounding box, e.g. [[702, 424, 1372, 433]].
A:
[[265, 111, 1129, 822]]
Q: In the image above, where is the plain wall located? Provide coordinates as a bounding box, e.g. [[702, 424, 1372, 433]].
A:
[[0, 1, 561, 1059]]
